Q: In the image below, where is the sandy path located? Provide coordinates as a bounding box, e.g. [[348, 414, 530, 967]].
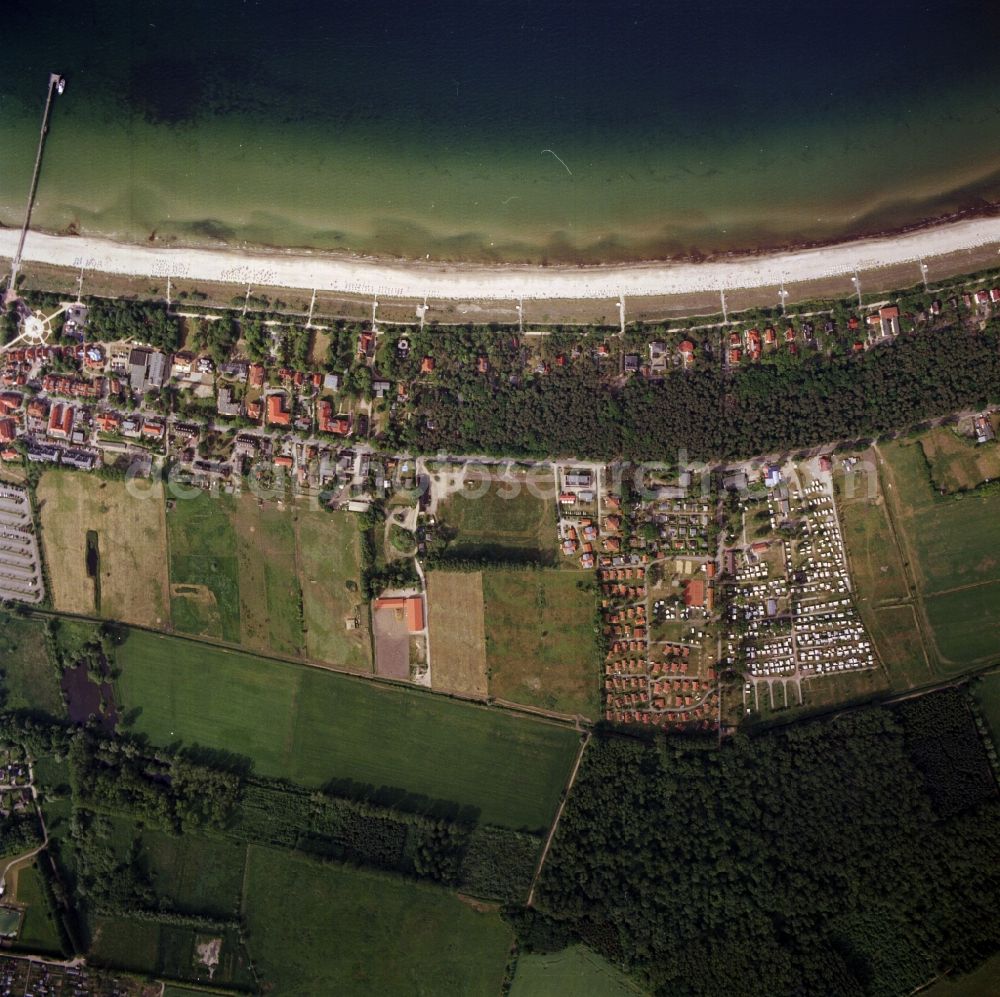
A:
[[2, 217, 999, 301]]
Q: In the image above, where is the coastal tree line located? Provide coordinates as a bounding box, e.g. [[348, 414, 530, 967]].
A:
[[386, 321, 1000, 461]]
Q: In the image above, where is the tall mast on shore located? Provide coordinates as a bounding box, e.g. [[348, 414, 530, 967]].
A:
[[5, 73, 65, 305]]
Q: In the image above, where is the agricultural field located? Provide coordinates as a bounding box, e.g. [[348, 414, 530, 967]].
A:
[[924, 583, 1000, 665], [36, 471, 169, 626], [437, 480, 559, 564], [510, 945, 644, 997], [294, 506, 371, 671], [165, 492, 241, 642], [919, 427, 1000, 493], [242, 846, 514, 996], [229, 493, 303, 657], [834, 459, 937, 689], [427, 571, 488, 696], [861, 605, 935, 688], [483, 569, 599, 718], [112, 629, 579, 829], [878, 439, 1000, 670], [11, 864, 62, 954], [0, 614, 63, 716], [86, 916, 253, 988], [139, 831, 247, 919], [167, 493, 367, 665]]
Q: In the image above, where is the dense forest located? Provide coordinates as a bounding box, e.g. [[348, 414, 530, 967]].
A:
[[519, 691, 1000, 997], [384, 322, 1000, 461], [86, 300, 182, 353]]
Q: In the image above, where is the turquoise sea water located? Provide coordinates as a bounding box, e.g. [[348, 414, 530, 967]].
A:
[[1, 0, 999, 262]]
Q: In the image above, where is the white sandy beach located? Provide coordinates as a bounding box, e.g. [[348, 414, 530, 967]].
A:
[[1, 217, 999, 302]]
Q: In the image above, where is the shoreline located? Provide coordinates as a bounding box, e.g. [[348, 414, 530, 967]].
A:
[[2, 211, 999, 303]]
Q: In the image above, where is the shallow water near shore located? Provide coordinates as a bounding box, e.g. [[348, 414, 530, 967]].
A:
[[1, 0, 998, 263]]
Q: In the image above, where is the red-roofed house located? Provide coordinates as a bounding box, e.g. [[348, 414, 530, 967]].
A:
[[95, 411, 120, 434], [317, 400, 350, 435], [372, 595, 425, 632], [267, 394, 291, 426], [48, 403, 73, 439]]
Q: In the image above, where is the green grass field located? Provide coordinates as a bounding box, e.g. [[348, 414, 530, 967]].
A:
[[295, 507, 371, 670], [166, 493, 241, 642], [972, 672, 1000, 750], [838, 489, 910, 606], [862, 605, 935, 688], [510, 945, 644, 997], [836, 460, 937, 690], [12, 864, 63, 954], [483, 569, 599, 717], [880, 439, 1000, 668], [86, 917, 160, 973], [87, 916, 253, 988], [924, 952, 1000, 997], [242, 846, 514, 996], [882, 441, 1000, 594], [0, 614, 63, 716], [231, 494, 303, 657], [924, 583, 1000, 666], [919, 427, 1000, 493], [439, 482, 559, 564], [113, 629, 579, 829], [140, 830, 247, 919]]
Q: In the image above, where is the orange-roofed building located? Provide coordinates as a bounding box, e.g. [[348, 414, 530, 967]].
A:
[[248, 364, 265, 388], [683, 578, 705, 607], [372, 595, 425, 632], [0, 419, 16, 443], [267, 394, 291, 426], [0, 393, 22, 413], [420, 356, 435, 374], [246, 400, 262, 421], [95, 411, 120, 433], [274, 454, 293, 468], [48, 403, 73, 439]]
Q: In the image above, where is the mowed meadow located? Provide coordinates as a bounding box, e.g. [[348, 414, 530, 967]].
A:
[[160, 491, 371, 669], [436, 480, 559, 565], [242, 847, 514, 996], [112, 629, 579, 830], [484, 569, 600, 718], [840, 437, 1000, 681], [837, 452, 936, 690], [37, 471, 170, 626], [879, 438, 1000, 669]]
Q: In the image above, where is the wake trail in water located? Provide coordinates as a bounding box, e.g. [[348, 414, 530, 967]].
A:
[[541, 149, 573, 175]]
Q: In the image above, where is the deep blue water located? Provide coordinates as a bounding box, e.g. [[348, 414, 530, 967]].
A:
[[1, 0, 998, 260]]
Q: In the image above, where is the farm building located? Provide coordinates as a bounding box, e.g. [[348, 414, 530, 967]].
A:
[[373, 595, 425, 632]]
